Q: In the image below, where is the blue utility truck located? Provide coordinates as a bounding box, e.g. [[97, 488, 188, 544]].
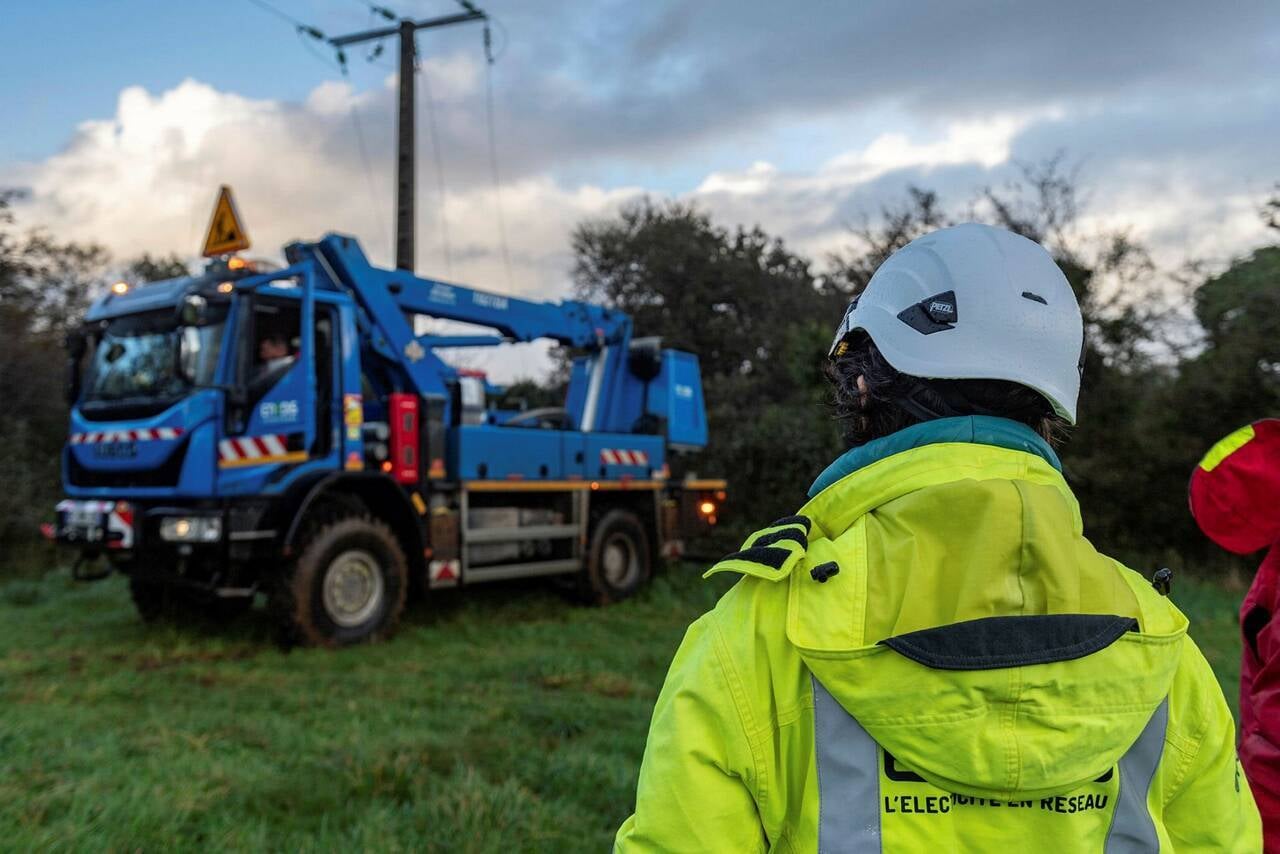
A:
[[55, 235, 724, 645]]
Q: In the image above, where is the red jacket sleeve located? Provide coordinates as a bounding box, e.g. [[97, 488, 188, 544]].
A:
[[1241, 546, 1280, 848]]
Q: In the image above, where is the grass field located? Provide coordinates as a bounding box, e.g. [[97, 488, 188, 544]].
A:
[[0, 563, 1246, 851]]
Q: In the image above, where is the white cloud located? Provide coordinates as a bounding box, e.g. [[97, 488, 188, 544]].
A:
[[5, 78, 636, 301], [305, 80, 365, 116], [686, 112, 1064, 262], [417, 54, 483, 103], [1077, 173, 1273, 270], [696, 160, 778, 195], [3, 78, 644, 381], [822, 114, 1047, 182], [3, 78, 1273, 381]]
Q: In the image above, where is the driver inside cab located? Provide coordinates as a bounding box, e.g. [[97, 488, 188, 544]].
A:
[[251, 329, 296, 391]]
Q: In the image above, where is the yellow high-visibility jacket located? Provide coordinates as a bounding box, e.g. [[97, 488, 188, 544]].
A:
[[616, 417, 1260, 853]]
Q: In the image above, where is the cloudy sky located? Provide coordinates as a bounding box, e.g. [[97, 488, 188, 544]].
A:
[[4, 0, 1277, 379]]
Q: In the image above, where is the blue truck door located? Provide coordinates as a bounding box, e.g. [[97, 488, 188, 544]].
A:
[[220, 290, 313, 469]]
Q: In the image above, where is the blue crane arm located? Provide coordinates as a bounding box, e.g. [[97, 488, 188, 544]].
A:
[[309, 233, 630, 348], [287, 233, 637, 427]]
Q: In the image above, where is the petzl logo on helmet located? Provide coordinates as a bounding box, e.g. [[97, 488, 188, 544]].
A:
[[927, 299, 956, 320], [898, 290, 958, 335]]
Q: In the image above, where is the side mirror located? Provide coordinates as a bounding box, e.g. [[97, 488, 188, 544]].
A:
[[177, 294, 209, 327], [176, 326, 201, 384]]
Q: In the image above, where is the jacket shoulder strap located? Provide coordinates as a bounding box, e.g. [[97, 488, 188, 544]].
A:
[[703, 514, 812, 581]]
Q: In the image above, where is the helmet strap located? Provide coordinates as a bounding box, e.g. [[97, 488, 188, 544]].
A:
[[893, 377, 1003, 423], [892, 379, 952, 422]]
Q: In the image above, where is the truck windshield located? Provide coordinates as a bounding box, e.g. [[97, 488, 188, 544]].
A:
[[81, 308, 227, 407]]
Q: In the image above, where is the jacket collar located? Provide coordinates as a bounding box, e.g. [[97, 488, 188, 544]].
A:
[[800, 416, 1078, 541], [808, 415, 1061, 498]]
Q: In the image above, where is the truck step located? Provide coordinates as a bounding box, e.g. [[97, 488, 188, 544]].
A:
[[464, 523, 580, 544], [463, 558, 581, 583]]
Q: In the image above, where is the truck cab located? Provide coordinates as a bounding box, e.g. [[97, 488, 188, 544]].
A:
[[56, 236, 724, 645]]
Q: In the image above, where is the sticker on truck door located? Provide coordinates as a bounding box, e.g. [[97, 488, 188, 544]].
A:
[[258, 399, 300, 424], [344, 394, 363, 440]]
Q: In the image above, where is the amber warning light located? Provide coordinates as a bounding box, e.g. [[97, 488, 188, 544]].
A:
[[698, 498, 719, 526]]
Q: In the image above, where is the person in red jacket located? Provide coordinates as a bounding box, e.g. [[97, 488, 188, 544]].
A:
[[1190, 418, 1280, 850]]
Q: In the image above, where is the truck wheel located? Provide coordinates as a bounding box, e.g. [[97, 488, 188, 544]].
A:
[[274, 515, 407, 647], [582, 509, 651, 604], [129, 577, 170, 623]]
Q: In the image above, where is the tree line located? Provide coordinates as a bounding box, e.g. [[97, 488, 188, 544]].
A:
[[2, 164, 1276, 577], [0, 190, 186, 564], [568, 163, 1280, 576]]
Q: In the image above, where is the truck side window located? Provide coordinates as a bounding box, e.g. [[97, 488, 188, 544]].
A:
[[245, 301, 301, 407]]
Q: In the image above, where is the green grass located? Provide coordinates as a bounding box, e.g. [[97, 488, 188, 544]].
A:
[[0, 566, 1245, 851]]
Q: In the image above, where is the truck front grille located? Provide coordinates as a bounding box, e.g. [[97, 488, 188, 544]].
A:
[[66, 441, 188, 488]]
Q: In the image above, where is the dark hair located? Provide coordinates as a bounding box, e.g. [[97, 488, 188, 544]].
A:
[[825, 333, 1069, 449]]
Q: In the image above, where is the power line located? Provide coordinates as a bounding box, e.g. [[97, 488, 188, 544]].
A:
[[245, 0, 381, 244], [245, 0, 306, 29], [295, 29, 343, 73], [483, 27, 513, 289], [352, 1, 398, 21], [349, 103, 387, 246], [244, 0, 326, 40], [419, 62, 453, 275], [245, 0, 493, 274], [487, 15, 510, 64], [347, 7, 390, 245]]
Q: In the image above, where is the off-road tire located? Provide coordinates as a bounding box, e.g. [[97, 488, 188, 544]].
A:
[[128, 577, 170, 623], [580, 509, 651, 605], [272, 511, 408, 648]]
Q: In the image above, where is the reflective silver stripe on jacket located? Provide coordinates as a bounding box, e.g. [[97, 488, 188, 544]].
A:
[[812, 677, 881, 853], [812, 677, 1169, 853], [1105, 698, 1169, 853]]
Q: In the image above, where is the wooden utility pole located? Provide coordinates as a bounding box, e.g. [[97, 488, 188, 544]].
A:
[[329, 8, 487, 272]]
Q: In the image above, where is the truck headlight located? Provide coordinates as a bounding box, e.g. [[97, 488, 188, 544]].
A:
[[160, 516, 222, 543]]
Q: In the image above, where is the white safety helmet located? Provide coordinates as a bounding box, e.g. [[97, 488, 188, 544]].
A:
[[829, 222, 1085, 424]]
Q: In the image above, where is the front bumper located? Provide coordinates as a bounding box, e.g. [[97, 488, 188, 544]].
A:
[[51, 498, 278, 587], [53, 499, 135, 551]]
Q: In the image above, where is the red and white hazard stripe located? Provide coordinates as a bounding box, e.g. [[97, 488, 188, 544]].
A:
[[218, 434, 292, 464], [69, 427, 183, 444], [600, 448, 651, 466], [110, 502, 135, 549], [55, 499, 134, 549]]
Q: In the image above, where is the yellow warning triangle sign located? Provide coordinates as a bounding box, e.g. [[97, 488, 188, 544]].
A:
[[201, 185, 251, 257]]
